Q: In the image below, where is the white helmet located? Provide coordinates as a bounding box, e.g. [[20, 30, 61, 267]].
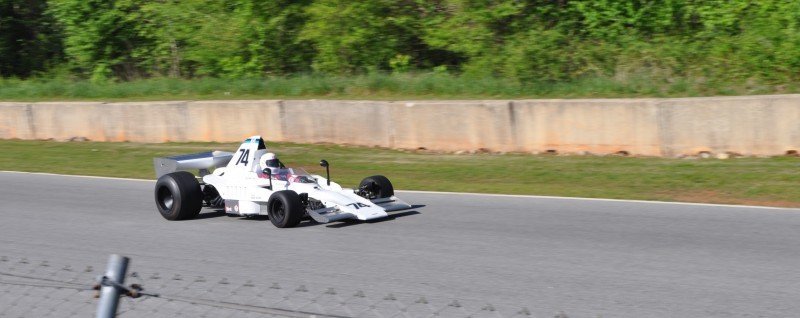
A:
[[259, 152, 280, 169]]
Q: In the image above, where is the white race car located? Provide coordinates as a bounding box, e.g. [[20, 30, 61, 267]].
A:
[[153, 136, 411, 228]]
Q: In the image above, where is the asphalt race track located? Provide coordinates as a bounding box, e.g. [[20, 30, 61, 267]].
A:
[[1, 171, 799, 317]]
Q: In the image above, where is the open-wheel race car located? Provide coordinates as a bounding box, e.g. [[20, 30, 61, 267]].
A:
[[153, 136, 411, 228]]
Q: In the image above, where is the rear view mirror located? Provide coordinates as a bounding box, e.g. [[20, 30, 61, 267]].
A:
[[262, 168, 272, 189], [319, 159, 330, 186]]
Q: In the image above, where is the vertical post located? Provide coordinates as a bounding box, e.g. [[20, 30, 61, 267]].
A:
[[319, 160, 330, 186], [96, 254, 129, 318]]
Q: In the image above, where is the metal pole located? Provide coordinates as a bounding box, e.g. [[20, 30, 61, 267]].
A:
[[96, 254, 129, 318]]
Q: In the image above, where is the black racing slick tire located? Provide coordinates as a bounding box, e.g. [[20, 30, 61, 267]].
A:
[[154, 171, 203, 221], [358, 175, 394, 199], [267, 190, 303, 228]]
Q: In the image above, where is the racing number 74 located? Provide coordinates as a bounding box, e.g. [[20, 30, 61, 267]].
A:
[[236, 149, 250, 166]]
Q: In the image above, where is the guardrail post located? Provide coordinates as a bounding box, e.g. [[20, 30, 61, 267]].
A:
[[96, 254, 129, 318]]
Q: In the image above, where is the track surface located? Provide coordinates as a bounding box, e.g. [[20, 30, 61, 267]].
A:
[[1, 171, 799, 317]]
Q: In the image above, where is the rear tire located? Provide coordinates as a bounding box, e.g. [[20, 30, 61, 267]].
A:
[[358, 175, 394, 199], [267, 191, 303, 228], [154, 171, 203, 220]]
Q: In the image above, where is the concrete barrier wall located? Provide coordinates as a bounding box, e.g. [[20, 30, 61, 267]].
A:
[[1, 95, 798, 156]]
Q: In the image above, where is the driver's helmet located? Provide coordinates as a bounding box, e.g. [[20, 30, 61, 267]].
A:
[[259, 152, 280, 169]]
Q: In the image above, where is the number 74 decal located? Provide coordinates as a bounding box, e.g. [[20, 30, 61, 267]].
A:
[[236, 149, 250, 166], [346, 203, 371, 209]]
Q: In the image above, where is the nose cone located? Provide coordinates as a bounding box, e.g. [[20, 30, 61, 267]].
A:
[[307, 189, 390, 221], [336, 200, 386, 219], [355, 204, 388, 221]]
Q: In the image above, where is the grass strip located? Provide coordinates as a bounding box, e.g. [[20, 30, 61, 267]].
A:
[[1, 74, 797, 102], [1, 139, 798, 207]]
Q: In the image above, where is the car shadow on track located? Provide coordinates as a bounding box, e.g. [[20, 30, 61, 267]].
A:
[[194, 205, 425, 228], [195, 210, 269, 220], [195, 210, 226, 219]]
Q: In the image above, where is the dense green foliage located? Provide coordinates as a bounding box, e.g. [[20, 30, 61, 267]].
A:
[[2, 0, 800, 92]]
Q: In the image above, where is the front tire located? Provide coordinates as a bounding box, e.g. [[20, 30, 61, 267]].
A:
[[154, 171, 203, 221], [267, 191, 303, 228], [358, 175, 394, 199]]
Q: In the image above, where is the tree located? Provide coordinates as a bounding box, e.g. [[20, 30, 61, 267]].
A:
[[0, 0, 62, 78], [49, 0, 155, 80], [301, 0, 427, 74]]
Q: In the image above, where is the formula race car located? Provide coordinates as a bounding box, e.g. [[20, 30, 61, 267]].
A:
[[152, 136, 411, 228]]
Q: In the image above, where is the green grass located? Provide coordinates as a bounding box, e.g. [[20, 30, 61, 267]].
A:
[[1, 139, 799, 207], [1, 73, 798, 101]]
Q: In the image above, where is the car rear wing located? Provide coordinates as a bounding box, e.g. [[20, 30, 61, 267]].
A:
[[153, 151, 234, 179]]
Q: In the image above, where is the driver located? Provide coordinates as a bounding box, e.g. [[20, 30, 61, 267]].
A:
[[259, 152, 291, 180]]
